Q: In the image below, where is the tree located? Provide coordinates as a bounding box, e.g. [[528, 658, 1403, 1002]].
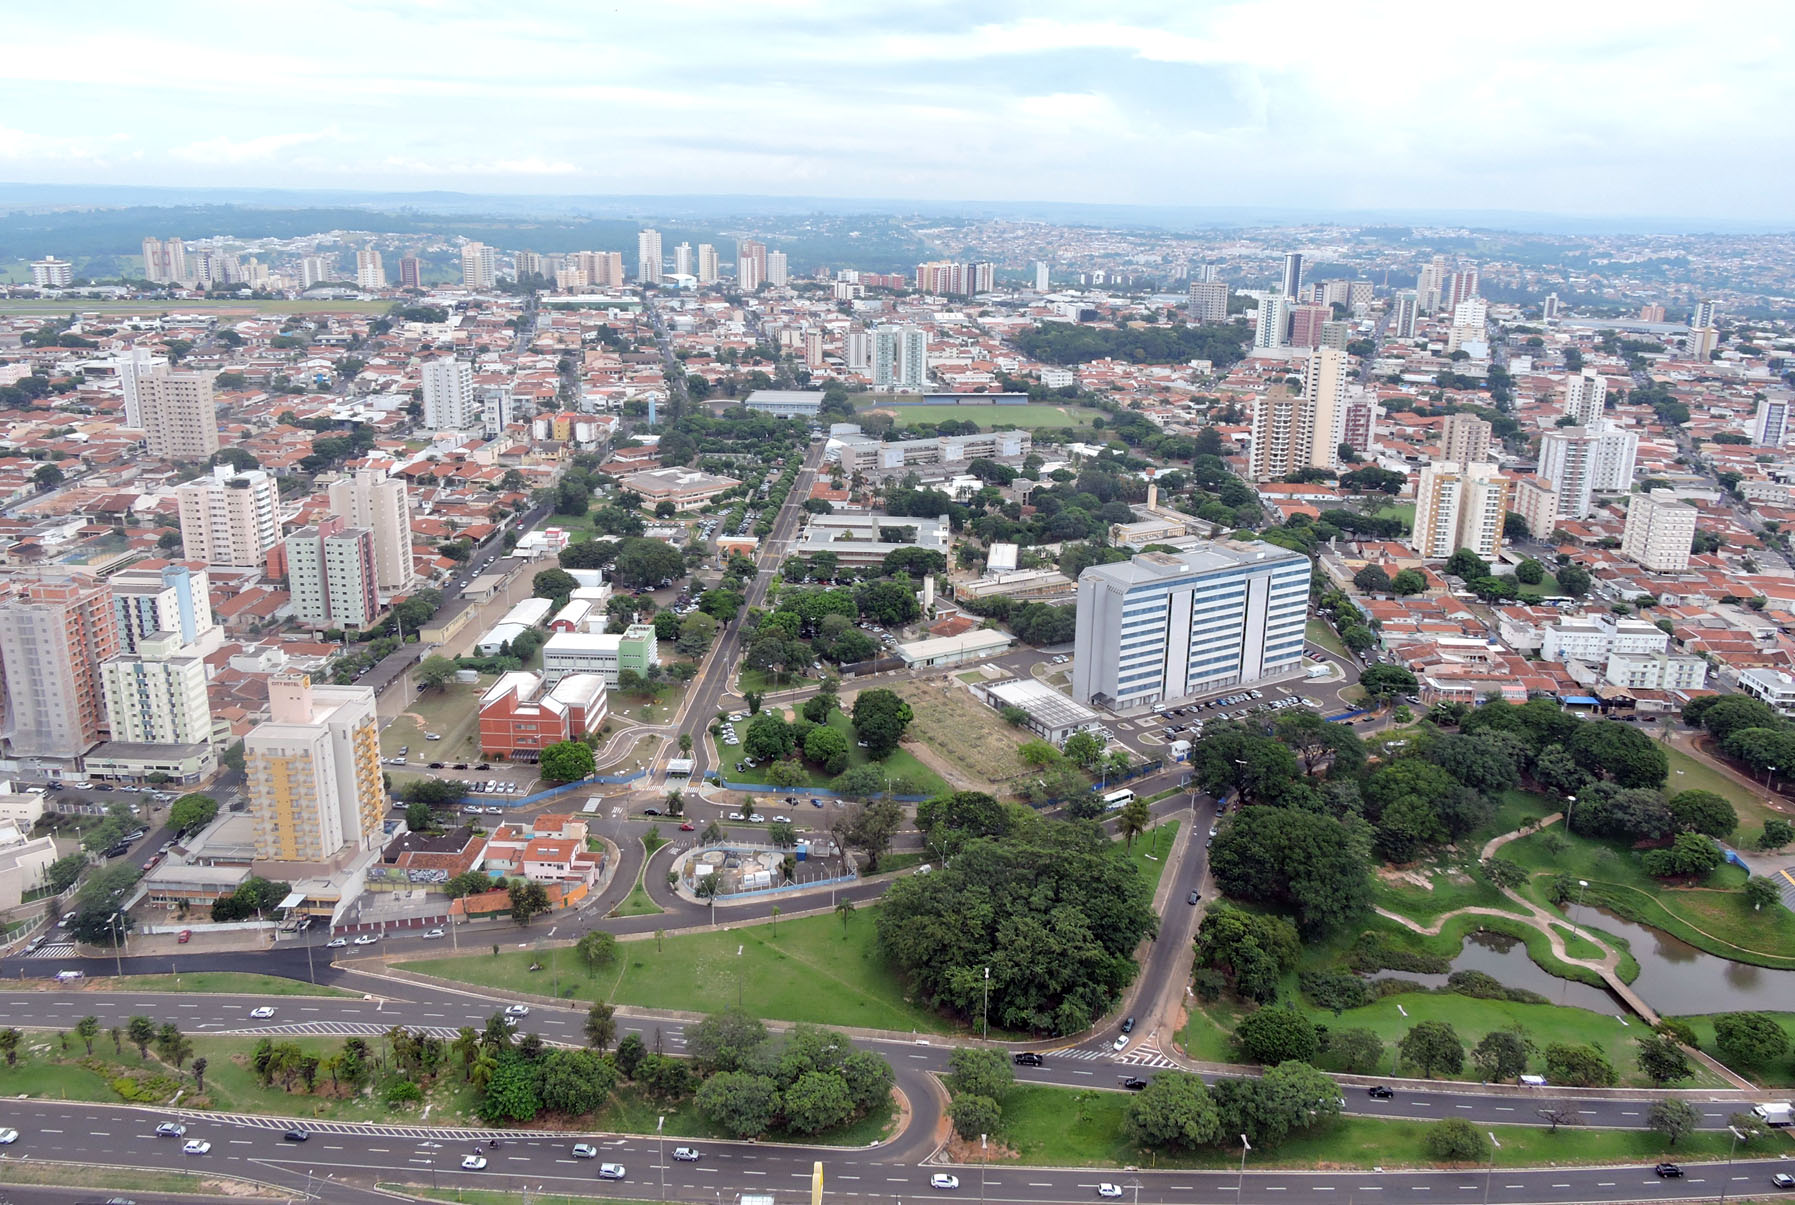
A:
[[744, 712, 796, 762], [1542, 1042, 1615, 1087], [1125, 1071, 1220, 1150], [694, 1070, 781, 1137], [1235, 1008, 1319, 1066], [576, 929, 618, 973], [1641, 831, 1721, 879], [155, 1022, 193, 1069], [688, 1009, 769, 1074], [1325, 1027, 1385, 1074], [843, 799, 905, 872], [1398, 1021, 1464, 1078], [75, 1015, 99, 1056], [803, 725, 851, 775], [615, 1033, 647, 1079], [539, 740, 596, 784], [1063, 730, 1104, 770], [192, 1056, 208, 1094], [1667, 789, 1737, 837], [583, 1001, 617, 1051], [1568, 720, 1667, 789], [533, 568, 580, 605], [1444, 548, 1491, 581], [1471, 1028, 1531, 1083], [1647, 1098, 1701, 1147], [850, 689, 914, 758], [1536, 1104, 1585, 1133], [947, 1093, 1002, 1142], [1359, 665, 1418, 703], [1195, 904, 1300, 1003], [32, 462, 64, 490], [1714, 1011, 1790, 1069], [1762, 818, 1795, 850], [1424, 1118, 1488, 1162], [416, 654, 459, 690], [1206, 805, 1372, 937], [1354, 565, 1392, 594], [539, 1048, 619, 1116], [1118, 797, 1152, 849], [127, 1015, 156, 1061], [945, 1047, 1014, 1102], [676, 611, 718, 657], [167, 793, 218, 835], [1556, 562, 1592, 597], [405, 800, 435, 833], [507, 879, 551, 926], [1746, 875, 1786, 912], [1390, 568, 1427, 596], [782, 1070, 856, 1134], [1634, 1034, 1693, 1085], [1698, 696, 1783, 743]]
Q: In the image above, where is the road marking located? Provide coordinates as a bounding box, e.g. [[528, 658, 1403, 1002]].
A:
[[1494, 1107, 1514, 1112], [1597, 1182, 1615, 1187], [1454, 1104, 1473, 1109]]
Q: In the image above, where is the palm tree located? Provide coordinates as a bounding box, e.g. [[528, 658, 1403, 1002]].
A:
[[0, 1028, 19, 1066], [191, 1056, 208, 1094], [770, 904, 781, 935], [835, 897, 856, 938], [470, 1048, 499, 1090], [75, 1015, 99, 1056], [1118, 798, 1152, 849], [450, 1026, 479, 1079]]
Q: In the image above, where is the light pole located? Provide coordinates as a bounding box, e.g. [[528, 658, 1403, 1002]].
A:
[[980, 1132, 987, 1205], [657, 1114, 666, 1202], [982, 966, 990, 1039], [1719, 1125, 1748, 1205], [1561, 794, 1575, 833], [108, 911, 125, 977], [1481, 1131, 1501, 1205], [1560, 879, 1589, 1004], [1765, 764, 1779, 790], [1237, 1134, 1252, 1201]]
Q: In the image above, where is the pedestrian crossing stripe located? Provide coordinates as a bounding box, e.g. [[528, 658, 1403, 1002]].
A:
[[22, 943, 76, 959]]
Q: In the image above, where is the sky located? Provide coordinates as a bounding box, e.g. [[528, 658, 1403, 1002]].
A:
[[3, 0, 1792, 221]]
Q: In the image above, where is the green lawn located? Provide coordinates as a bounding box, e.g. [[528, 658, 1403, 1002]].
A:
[[1001, 1082, 1749, 1168], [1503, 827, 1795, 969], [1125, 821, 1180, 898], [1550, 923, 1606, 961], [83, 972, 357, 997], [855, 401, 1108, 430], [383, 681, 490, 762], [1305, 618, 1351, 659], [0, 1161, 268, 1198], [1371, 864, 1527, 926], [413, 905, 969, 1035], [1371, 502, 1416, 533], [610, 884, 663, 917], [1665, 741, 1784, 837], [737, 666, 817, 695], [716, 708, 946, 795], [1671, 1011, 1795, 1087]]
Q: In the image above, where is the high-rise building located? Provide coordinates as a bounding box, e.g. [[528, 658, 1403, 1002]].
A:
[[1071, 542, 1310, 709], [737, 239, 766, 291], [481, 384, 515, 439], [1253, 295, 1289, 349], [1691, 300, 1718, 330], [100, 631, 212, 748], [328, 468, 415, 599], [1441, 412, 1493, 465], [1511, 476, 1560, 538], [110, 562, 216, 654], [845, 327, 871, 371], [1393, 290, 1419, 338], [1287, 304, 1330, 349], [1319, 320, 1352, 351], [354, 248, 386, 290], [29, 257, 72, 287], [1188, 280, 1228, 324], [1542, 293, 1561, 322], [766, 250, 789, 287], [513, 250, 544, 281], [1538, 420, 1639, 520], [1412, 461, 1512, 560], [1754, 396, 1792, 447], [1281, 252, 1303, 300], [1447, 267, 1480, 310], [1249, 391, 1304, 481], [138, 369, 220, 461], [421, 357, 477, 430], [872, 325, 927, 391], [697, 244, 719, 285], [637, 229, 663, 284], [163, 237, 188, 285], [1563, 367, 1608, 425], [1640, 303, 1667, 323], [460, 242, 496, 289], [174, 467, 282, 568], [1300, 347, 1350, 470], [1621, 488, 1699, 573], [0, 574, 120, 765], [674, 243, 693, 277], [112, 347, 165, 429], [1340, 389, 1381, 455], [1033, 260, 1050, 292], [398, 257, 422, 289], [285, 517, 377, 630], [1687, 326, 1720, 358], [300, 255, 332, 287], [576, 250, 623, 287], [1416, 256, 1448, 312], [246, 673, 385, 863], [141, 236, 168, 283]]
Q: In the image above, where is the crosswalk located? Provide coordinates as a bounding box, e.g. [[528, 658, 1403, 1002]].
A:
[[20, 941, 75, 959], [169, 1109, 526, 1142], [1776, 866, 1795, 909], [237, 1021, 464, 1040], [1052, 1041, 1178, 1070]]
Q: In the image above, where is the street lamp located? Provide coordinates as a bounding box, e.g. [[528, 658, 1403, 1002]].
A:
[[108, 911, 125, 977], [1719, 1125, 1748, 1205], [657, 1114, 666, 1202], [1482, 1131, 1501, 1205], [1561, 794, 1576, 834], [980, 1132, 987, 1205], [1560, 879, 1589, 1004], [1766, 764, 1780, 790], [982, 966, 990, 1039], [1237, 1134, 1252, 1201]]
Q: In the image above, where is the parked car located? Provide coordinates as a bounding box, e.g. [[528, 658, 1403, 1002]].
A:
[[326, 937, 348, 948], [422, 927, 445, 939], [352, 933, 380, 946]]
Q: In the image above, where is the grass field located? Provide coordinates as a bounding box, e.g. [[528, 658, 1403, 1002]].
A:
[[855, 401, 1108, 430], [1665, 741, 1785, 837], [610, 883, 663, 917], [1671, 1011, 1795, 1087], [0, 1160, 278, 1198], [80, 971, 358, 997], [715, 708, 946, 796], [894, 680, 1032, 784], [383, 680, 490, 762], [1305, 618, 1352, 659], [1126, 821, 1180, 898], [414, 905, 969, 1035], [0, 298, 391, 315], [1000, 1083, 1749, 1169]]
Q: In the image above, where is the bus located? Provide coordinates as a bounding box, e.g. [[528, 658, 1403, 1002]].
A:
[[1102, 788, 1135, 811]]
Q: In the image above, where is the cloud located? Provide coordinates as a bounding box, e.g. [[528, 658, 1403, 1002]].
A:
[[170, 130, 335, 163], [0, 125, 125, 162], [381, 156, 580, 176]]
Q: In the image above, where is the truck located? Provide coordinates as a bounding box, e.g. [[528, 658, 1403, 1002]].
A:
[[1753, 1102, 1794, 1127]]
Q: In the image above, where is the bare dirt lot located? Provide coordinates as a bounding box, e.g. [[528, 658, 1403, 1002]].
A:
[[893, 680, 1031, 790]]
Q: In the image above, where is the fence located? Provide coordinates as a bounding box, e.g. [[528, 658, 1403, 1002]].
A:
[[466, 768, 648, 808]]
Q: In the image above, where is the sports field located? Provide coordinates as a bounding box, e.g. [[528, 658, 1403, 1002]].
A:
[[853, 401, 1106, 429]]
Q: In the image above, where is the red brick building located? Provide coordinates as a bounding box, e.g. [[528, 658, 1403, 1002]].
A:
[[477, 670, 606, 759]]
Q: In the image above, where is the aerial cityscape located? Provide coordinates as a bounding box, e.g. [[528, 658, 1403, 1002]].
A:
[[1, 4, 1795, 1205]]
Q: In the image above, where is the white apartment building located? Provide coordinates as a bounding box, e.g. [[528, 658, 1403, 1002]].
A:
[[1755, 396, 1792, 447], [1563, 368, 1609, 425], [1739, 668, 1795, 717], [1248, 391, 1305, 481], [1301, 348, 1349, 470], [1253, 295, 1289, 349], [1071, 542, 1310, 710], [100, 632, 213, 747], [1412, 461, 1512, 559], [1393, 291, 1418, 338], [872, 325, 927, 391], [421, 356, 477, 430], [637, 229, 663, 283], [1540, 615, 1667, 663], [1537, 420, 1639, 519], [460, 242, 496, 289], [1621, 488, 1699, 573], [327, 468, 415, 598], [1510, 476, 1560, 538], [174, 467, 281, 568], [1441, 412, 1493, 465], [246, 673, 385, 863], [1188, 280, 1228, 323], [697, 244, 719, 285], [1033, 261, 1051, 292], [113, 347, 166, 429], [355, 248, 386, 290], [1604, 650, 1708, 692], [110, 562, 216, 653], [286, 521, 377, 629], [766, 250, 789, 287], [30, 257, 72, 287], [139, 369, 220, 461]]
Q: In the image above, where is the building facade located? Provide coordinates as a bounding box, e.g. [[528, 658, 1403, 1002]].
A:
[[286, 518, 378, 629], [1620, 488, 1699, 572], [0, 575, 120, 767], [1071, 542, 1310, 710], [1537, 420, 1639, 519], [174, 467, 281, 568], [99, 631, 212, 747], [1441, 412, 1493, 465], [872, 325, 927, 390], [477, 671, 608, 758], [109, 562, 216, 653], [421, 357, 477, 430], [138, 369, 220, 461], [328, 468, 415, 598], [1412, 461, 1512, 560], [246, 674, 385, 863], [637, 229, 663, 283], [1563, 368, 1609, 425], [539, 625, 659, 686]]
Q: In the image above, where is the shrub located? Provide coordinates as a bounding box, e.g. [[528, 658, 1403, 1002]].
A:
[[1424, 1118, 1488, 1162]]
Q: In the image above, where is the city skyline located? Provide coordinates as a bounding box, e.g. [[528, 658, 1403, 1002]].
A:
[[0, 1, 1790, 221]]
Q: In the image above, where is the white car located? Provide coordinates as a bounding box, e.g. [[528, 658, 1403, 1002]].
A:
[[930, 1174, 960, 1191], [747, 813, 766, 823], [505, 1004, 530, 1017], [672, 1146, 701, 1161], [422, 927, 445, 939], [1098, 1185, 1124, 1199], [155, 1122, 186, 1138], [326, 937, 348, 948], [461, 1153, 487, 1170], [572, 1143, 599, 1159], [0, 1128, 16, 1144], [352, 933, 380, 945], [598, 1163, 626, 1180], [182, 1139, 210, 1155], [1112, 1034, 1130, 1052], [249, 1006, 276, 1019]]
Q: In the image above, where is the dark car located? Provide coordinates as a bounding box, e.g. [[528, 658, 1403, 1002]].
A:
[[1367, 1085, 1394, 1099], [429, 762, 445, 769], [1013, 1051, 1044, 1067], [1121, 1077, 1149, 1090], [1120, 1016, 1135, 1034], [1187, 890, 1201, 905], [643, 808, 661, 816], [476, 763, 492, 771], [284, 1128, 310, 1142], [1656, 1164, 1682, 1179]]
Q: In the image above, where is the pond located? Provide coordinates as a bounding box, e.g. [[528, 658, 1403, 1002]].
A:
[[1372, 929, 1622, 1015], [1584, 907, 1795, 1016]]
